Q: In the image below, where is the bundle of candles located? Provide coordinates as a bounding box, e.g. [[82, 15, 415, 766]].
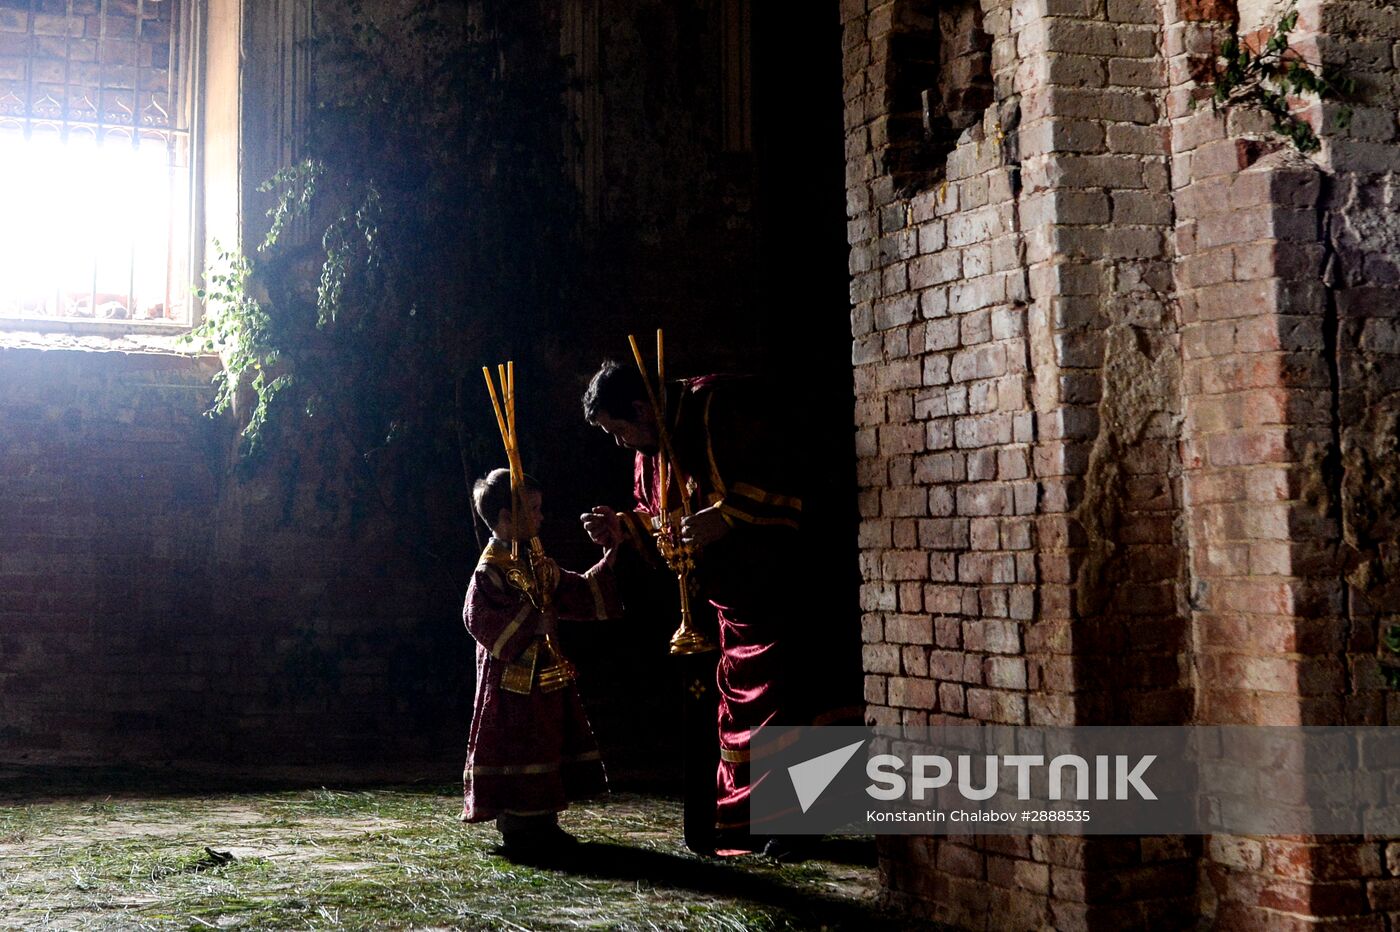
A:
[[483, 361, 577, 691]]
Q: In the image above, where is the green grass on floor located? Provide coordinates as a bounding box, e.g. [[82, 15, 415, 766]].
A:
[[0, 782, 918, 931]]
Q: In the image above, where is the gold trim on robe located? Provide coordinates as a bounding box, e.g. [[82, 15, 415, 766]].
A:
[[465, 749, 603, 778], [491, 603, 536, 661]]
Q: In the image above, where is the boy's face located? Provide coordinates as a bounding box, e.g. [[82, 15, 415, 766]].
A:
[[496, 489, 544, 540]]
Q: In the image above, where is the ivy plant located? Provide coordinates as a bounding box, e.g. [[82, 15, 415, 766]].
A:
[[184, 0, 577, 498], [1204, 3, 1355, 154], [189, 240, 286, 461], [1381, 625, 1400, 690]]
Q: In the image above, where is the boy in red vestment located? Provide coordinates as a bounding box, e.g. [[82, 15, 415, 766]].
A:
[[461, 468, 619, 857]]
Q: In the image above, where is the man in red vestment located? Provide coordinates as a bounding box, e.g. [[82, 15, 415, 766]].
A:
[[580, 361, 859, 856], [461, 469, 620, 857]]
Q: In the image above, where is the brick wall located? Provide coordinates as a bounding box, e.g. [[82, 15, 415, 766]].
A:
[[1316, 0, 1400, 725], [0, 346, 468, 765], [1314, 0, 1400, 924], [845, 0, 1400, 927]]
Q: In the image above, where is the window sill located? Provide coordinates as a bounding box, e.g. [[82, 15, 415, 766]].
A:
[[0, 319, 210, 357]]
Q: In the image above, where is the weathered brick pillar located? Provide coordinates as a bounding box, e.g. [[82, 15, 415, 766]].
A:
[[844, 0, 1194, 926], [1169, 0, 1399, 924], [1017, 0, 1196, 926], [846, 0, 1045, 924]]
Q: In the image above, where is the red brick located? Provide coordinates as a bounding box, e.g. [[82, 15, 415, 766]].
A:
[[885, 614, 934, 645], [1369, 878, 1400, 910], [888, 676, 936, 709], [938, 682, 965, 715], [1263, 840, 1384, 883], [936, 843, 986, 879]]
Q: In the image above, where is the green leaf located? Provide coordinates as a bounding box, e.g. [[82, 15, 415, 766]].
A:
[[1199, 1, 1352, 156]]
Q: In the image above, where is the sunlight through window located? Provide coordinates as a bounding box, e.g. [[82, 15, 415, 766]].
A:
[[0, 0, 195, 328]]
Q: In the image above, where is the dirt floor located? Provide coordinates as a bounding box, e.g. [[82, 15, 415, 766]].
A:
[[0, 767, 925, 930]]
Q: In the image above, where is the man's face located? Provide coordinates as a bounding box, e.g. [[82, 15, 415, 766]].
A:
[[594, 401, 659, 455]]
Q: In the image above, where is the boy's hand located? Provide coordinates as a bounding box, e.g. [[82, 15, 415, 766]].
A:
[[581, 506, 623, 548]]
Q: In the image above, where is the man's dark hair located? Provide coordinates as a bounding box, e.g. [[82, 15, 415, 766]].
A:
[[473, 468, 540, 525], [582, 360, 648, 424]]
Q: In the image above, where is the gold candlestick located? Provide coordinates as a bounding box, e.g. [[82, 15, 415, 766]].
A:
[[627, 330, 715, 656]]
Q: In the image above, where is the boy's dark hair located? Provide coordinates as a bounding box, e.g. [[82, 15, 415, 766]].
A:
[[473, 468, 540, 526], [582, 360, 648, 424]]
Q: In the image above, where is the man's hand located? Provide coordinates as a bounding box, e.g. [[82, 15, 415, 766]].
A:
[[581, 506, 623, 548], [680, 505, 731, 549]]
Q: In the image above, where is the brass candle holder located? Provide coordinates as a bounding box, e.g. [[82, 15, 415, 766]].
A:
[[628, 330, 716, 657]]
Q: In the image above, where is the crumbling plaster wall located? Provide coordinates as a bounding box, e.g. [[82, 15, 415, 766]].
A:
[[1315, 0, 1400, 720], [845, 0, 1400, 927]]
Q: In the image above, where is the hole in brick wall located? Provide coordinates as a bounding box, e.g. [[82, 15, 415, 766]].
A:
[[881, 0, 993, 197], [930, 3, 994, 138]]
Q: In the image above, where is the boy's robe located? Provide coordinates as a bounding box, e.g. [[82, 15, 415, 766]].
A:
[[461, 541, 619, 822]]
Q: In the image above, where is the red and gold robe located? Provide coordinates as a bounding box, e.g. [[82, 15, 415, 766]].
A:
[[460, 540, 619, 822], [618, 375, 860, 837]]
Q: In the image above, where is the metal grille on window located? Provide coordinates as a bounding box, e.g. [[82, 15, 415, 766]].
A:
[[0, 0, 196, 326]]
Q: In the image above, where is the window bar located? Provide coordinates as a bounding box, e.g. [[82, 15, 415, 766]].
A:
[[292, 0, 310, 243], [61, 0, 73, 142], [91, 0, 108, 321], [278, 0, 309, 244], [281, 0, 289, 169], [185, 0, 199, 326], [23, 0, 34, 139], [60, 0, 73, 320], [26, 0, 56, 317], [162, 164, 174, 323], [127, 0, 145, 320], [175, 0, 198, 327], [164, 0, 179, 321]]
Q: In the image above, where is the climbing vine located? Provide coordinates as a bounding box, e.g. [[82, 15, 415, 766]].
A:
[[1382, 626, 1400, 690], [1204, 4, 1354, 154], [190, 241, 285, 460], [185, 0, 578, 504]]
